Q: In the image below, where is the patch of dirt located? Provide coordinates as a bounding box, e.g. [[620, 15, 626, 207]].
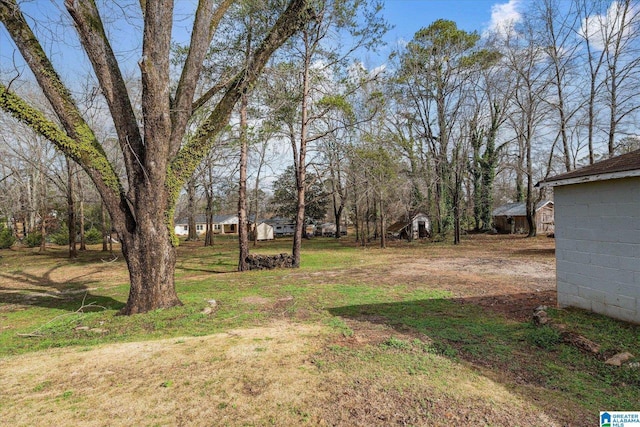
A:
[[240, 295, 271, 305], [455, 290, 557, 322]]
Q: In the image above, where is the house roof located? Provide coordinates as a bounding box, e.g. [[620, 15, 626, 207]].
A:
[[492, 201, 553, 217], [175, 214, 238, 226], [263, 217, 295, 225], [539, 149, 640, 187]]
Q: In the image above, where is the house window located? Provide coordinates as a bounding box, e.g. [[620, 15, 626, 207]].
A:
[[214, 224, 221, 230], [183, 225, 188, 231], [196, 224, 204, 231]]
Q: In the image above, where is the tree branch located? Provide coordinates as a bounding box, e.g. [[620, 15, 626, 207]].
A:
[[170, 0, 234, 158], [0, 84, 129, 228], [64, 0, 143, 191], [0, 0, 133, 231], [168, 0, 314, 193]]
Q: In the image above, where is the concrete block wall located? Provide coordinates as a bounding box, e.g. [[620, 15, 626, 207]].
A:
[[554, 177, 640, 324]]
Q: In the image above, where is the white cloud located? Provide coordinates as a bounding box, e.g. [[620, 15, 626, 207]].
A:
[[579, 1, 639, 52], [487, 0, 522, 38]]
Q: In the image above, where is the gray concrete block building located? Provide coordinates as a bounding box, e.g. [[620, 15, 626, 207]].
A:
[[540, 149, 640, 324]]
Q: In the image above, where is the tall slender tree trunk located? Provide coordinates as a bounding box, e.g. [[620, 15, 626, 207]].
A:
[[101, 202, 109, 252], [79, 198, 86, 250], [78, 171, 86, 250], [608, 71, 617, 157], [204, 192, 214, 247], [587, 77, 597, 164], [333, 201, 344, 239], [292, 36, 311, 268], [525, 121, 537, 238], [237, 92, 249, 271], [186, 178, 198, 241], [66, 159, 77, 258], [351, 173, 360, 243], [379, 196, 385, 248], [515, 134, 525, 203], [470, 126, 483, 231], [252, 143, 266, 247]]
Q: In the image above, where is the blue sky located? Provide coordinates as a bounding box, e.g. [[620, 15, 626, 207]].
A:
[[382, 0, 517, 39], [0, 0, 522, 82], [362, 0, 521, 65]]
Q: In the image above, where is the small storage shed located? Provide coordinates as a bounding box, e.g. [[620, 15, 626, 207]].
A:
[[387, 213, 431, 241], [254, 222, 274, 241], [539, 149, 640, 324], [492, 201, 554, 234]]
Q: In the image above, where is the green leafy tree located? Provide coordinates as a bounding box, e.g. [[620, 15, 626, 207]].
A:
[[0, 223, 15, 249], [396, 19, 483, 239], [271, 165, 329, 224]]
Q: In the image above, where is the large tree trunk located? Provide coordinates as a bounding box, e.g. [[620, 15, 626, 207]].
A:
[[119, 226, 181, 315]]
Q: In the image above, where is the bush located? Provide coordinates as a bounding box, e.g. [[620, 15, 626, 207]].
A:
[[0, 225, 15, 249], [50, 227, 69, 246], [84, 227, 102, 245], [24, 232, 43, 248]]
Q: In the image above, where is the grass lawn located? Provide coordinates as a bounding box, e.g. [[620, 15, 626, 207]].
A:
[[0, 234, 638, 426]]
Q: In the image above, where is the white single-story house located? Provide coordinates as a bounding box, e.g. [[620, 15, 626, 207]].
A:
[[386, 213, 431, 241], [539, 149, 640, 324], [174, 214, 239, 236], [492, 201, 554, 234]]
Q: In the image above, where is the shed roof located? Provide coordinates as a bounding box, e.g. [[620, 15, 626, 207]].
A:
[[492, 201, 553, 217], [387, 221, 410, 233], [539, 149, 640, 187], [386, 212, 429, 233]]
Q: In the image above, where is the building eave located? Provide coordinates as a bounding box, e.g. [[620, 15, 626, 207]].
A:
[[538, 169, 640, 188]]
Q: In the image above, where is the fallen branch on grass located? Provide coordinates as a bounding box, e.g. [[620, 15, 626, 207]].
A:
[[17, 292, 108, 338]]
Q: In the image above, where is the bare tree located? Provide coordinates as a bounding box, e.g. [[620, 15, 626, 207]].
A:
[[538, 0, 583, 171], [502, 20, 553, 237], [0, 0, 314, 314]]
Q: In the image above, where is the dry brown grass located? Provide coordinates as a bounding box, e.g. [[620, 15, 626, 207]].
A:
[[1, 320, 561, 426]]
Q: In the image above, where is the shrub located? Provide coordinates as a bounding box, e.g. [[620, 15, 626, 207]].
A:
[[84, 227, 102, 245], [50, 227, 69, 246], [25, 232, 43, 248], [0, 225, 15, 249]]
